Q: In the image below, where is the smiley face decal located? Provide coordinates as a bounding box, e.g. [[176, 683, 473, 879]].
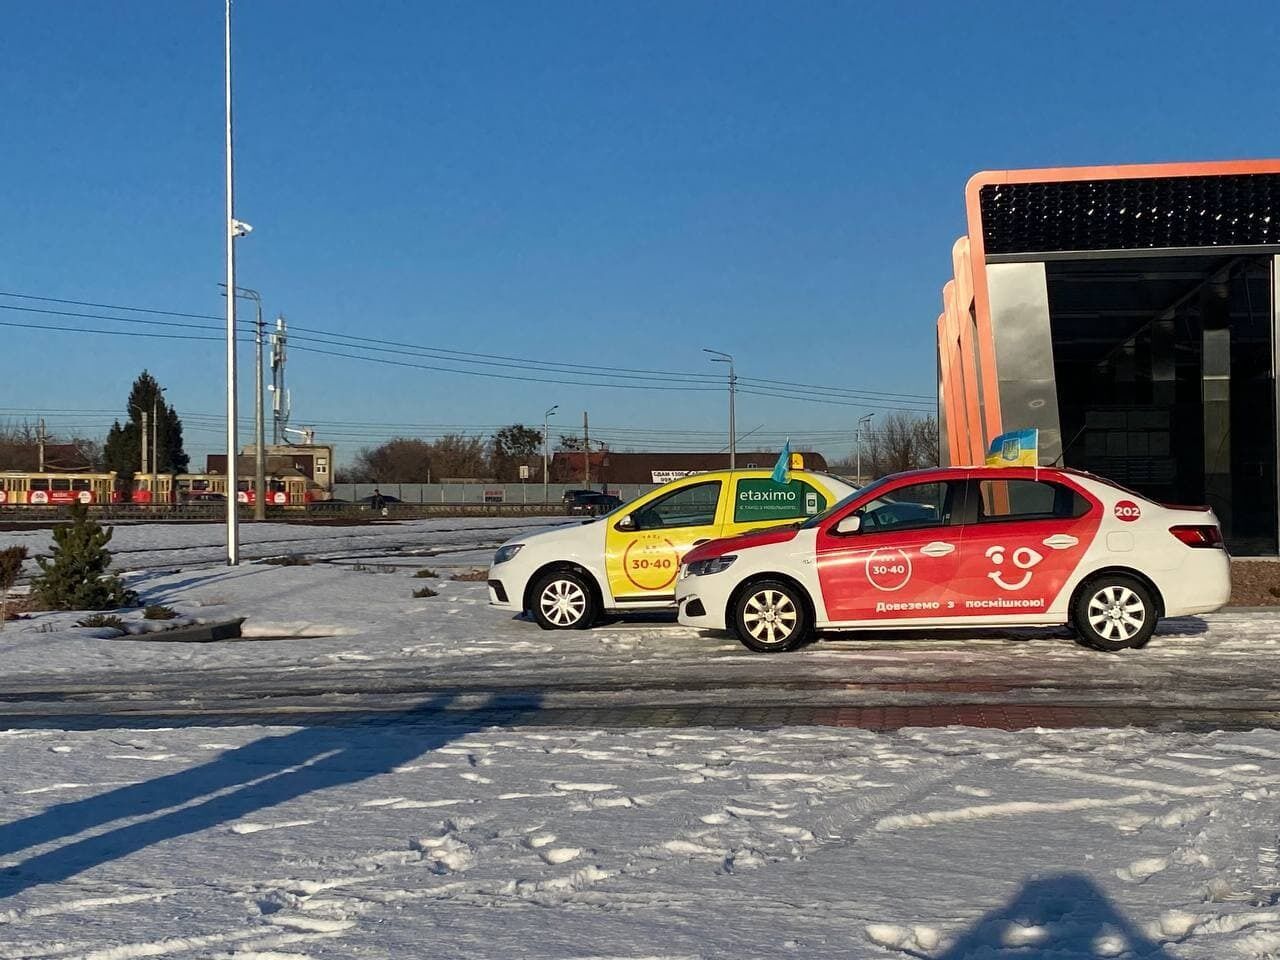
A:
[[984, 545, 1044, 591]]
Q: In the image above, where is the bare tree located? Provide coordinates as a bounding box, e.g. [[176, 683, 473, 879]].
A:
[[831, 412, 939, 480]]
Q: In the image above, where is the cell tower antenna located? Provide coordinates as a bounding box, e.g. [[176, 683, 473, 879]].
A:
[[270, 313, 288, 444]]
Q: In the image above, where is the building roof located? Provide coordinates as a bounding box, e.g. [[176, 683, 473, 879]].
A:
[[549, 450, 828, 484]]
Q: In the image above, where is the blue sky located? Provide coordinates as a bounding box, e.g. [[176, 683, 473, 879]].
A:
[[3, 1, 1278, 465]]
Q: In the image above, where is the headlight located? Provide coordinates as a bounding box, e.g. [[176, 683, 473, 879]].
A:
[[492, 544, 524, 565], [685, 555, 736, 577]]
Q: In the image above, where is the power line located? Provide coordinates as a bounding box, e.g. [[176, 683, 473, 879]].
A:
[[0, 290, 935, 405]]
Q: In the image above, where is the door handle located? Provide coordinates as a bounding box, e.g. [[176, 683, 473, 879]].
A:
[[1042, 534, 1079, 550], [921, 541, 956, 558]]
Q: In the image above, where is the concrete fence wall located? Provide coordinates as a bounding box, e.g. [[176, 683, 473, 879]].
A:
[[331, 482, 659, 504]]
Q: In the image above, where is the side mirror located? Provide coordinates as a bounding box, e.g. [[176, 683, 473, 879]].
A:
[[834, 515, 861, 535], [615, 514, 635, 531]]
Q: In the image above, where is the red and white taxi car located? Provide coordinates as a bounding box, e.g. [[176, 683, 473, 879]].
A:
[[675, 466, 1231, 653]]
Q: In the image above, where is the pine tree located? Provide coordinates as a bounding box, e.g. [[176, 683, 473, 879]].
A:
[[102, 371, 189, 494], [32, 503, 137, 611]]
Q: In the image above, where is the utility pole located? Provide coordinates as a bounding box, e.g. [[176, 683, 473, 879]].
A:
[[151, 387, 165, 497], [543, 404, 558, 503], [582, 411, 590, 484], [221, 285, 266, 520], [856, 413, 874, 486], [140, 410, 149, 478], [703, 349, 736, 470], [36, 419, 47, 472]]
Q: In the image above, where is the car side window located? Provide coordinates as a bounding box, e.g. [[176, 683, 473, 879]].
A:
[[631, 481, 722, 530], [976, 479, 1089, 523], [733, 478, 827, 524], [853, 481, 956, 533]]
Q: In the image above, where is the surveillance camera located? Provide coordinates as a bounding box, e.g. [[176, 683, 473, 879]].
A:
[[230, 219, 254, 237]]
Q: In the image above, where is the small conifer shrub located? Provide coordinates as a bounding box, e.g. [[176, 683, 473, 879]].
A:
[[33, 502, 137, 611]]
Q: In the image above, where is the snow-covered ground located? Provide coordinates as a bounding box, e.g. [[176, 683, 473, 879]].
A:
[[2, 520, 1280, 957], [1, 722, 1279, 958], [0, 516, 568, 571]]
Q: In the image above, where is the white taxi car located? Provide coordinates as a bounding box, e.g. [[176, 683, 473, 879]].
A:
[[488, 468, 855, 629], [675, 466, 1231, 652]]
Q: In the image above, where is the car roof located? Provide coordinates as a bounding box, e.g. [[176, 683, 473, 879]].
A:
[[667, 468, 843, 483]]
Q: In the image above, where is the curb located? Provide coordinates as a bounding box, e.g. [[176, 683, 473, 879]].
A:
[[115, 618, 246, 643]]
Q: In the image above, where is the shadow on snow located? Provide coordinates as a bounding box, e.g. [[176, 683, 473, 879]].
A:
[[933, 872, 1176, 959], [0, 692, 540, 899]]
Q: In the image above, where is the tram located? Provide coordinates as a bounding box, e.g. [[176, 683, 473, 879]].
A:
[[0, 471, 117, 505], [0, 470, 317, 506]]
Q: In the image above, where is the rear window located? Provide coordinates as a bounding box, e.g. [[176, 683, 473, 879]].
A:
[[977, 479, 1090, 522]]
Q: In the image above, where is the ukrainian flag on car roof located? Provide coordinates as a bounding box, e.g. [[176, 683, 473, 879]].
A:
[[986, 428, 1039, 467], [771, 439, 791, 484]]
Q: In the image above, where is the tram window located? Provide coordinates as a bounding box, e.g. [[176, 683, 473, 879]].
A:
[[72, 479, 90, 491], [30, 478, 49, 491], [51, 478, 71, 491]]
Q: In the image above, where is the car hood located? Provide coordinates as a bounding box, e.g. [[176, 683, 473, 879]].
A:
[[682, 526, 800, 565], [494, 518, 601, 555]]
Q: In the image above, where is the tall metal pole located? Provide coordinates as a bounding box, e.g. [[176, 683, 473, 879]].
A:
[[151, 388, 164, 496], [728, 358, 736, 471], [703, 349, 736, 471], [856, 413, 874, 486], [543, 404, 557, 503], [224, 0, 240, 565]]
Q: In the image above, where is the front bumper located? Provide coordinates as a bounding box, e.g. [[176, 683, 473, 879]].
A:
[[675, 574, 731, 630], [486, 562, 524, 611]]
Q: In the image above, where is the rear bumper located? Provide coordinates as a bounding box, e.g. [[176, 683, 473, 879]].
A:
[[1160, 549, 1232, 616]]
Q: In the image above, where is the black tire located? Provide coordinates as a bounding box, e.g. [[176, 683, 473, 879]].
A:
[[1072, 574, 1157, 652], [731, 579, 811, 653], [530, 569, 598, 631]]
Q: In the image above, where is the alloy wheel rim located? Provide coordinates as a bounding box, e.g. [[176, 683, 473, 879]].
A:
[[540, 579, 587, 626], [1086, 585, 1145, 643], [743, 589, 798, 645]]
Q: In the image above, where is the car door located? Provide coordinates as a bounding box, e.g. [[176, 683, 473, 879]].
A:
[[604, 478, 725, 605], [950, 475, 1102, 618], [815, 477, 967, 623]]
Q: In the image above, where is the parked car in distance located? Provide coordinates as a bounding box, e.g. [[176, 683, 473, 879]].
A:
[[565, 490, 623, 516], [676, 465, 1231, 653], [488, 467, 856, 629]]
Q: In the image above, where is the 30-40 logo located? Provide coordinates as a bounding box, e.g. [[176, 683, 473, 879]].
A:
[[1114, 500, 1141, 522]]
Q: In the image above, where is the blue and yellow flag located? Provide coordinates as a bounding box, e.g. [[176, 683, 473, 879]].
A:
[[986, 428, 1039, 467], [771, 439, 792, 484]]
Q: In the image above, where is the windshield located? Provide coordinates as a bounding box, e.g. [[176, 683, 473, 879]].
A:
[[799, 475, 893, 529]]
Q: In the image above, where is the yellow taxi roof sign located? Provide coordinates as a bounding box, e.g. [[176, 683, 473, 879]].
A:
[[789, 452, 804, 470]]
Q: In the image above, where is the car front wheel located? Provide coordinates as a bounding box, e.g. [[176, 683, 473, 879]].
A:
[[1072, 575, 1157, 651], [732, 579, 811, 653], [531, 570, 598, 630]]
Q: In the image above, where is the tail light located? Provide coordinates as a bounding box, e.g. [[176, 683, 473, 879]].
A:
[[1169, 524, 1224, 549]]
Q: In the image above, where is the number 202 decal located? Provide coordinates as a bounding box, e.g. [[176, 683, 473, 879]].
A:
[[1114, 500, 1141, 522]]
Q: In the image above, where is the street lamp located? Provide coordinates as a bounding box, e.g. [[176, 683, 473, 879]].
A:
[[223, 0, 253, 564], [856, 414, 874, 486], [220, 284, 266, 521], [543, 404, 558, 503], [703, 349, 736, 471]]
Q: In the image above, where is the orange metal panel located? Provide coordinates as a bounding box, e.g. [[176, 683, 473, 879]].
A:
[[936, 312, 956, 463], [951, 238, 987, 465]]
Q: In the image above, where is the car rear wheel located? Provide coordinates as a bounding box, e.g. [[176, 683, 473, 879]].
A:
[[1072, 575, 1157, 651], [531, 570, 598, 631], [732, 579, 811, 653]]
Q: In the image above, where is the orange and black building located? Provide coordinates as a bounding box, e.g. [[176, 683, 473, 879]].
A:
[[939, 160, 1280, 553]]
